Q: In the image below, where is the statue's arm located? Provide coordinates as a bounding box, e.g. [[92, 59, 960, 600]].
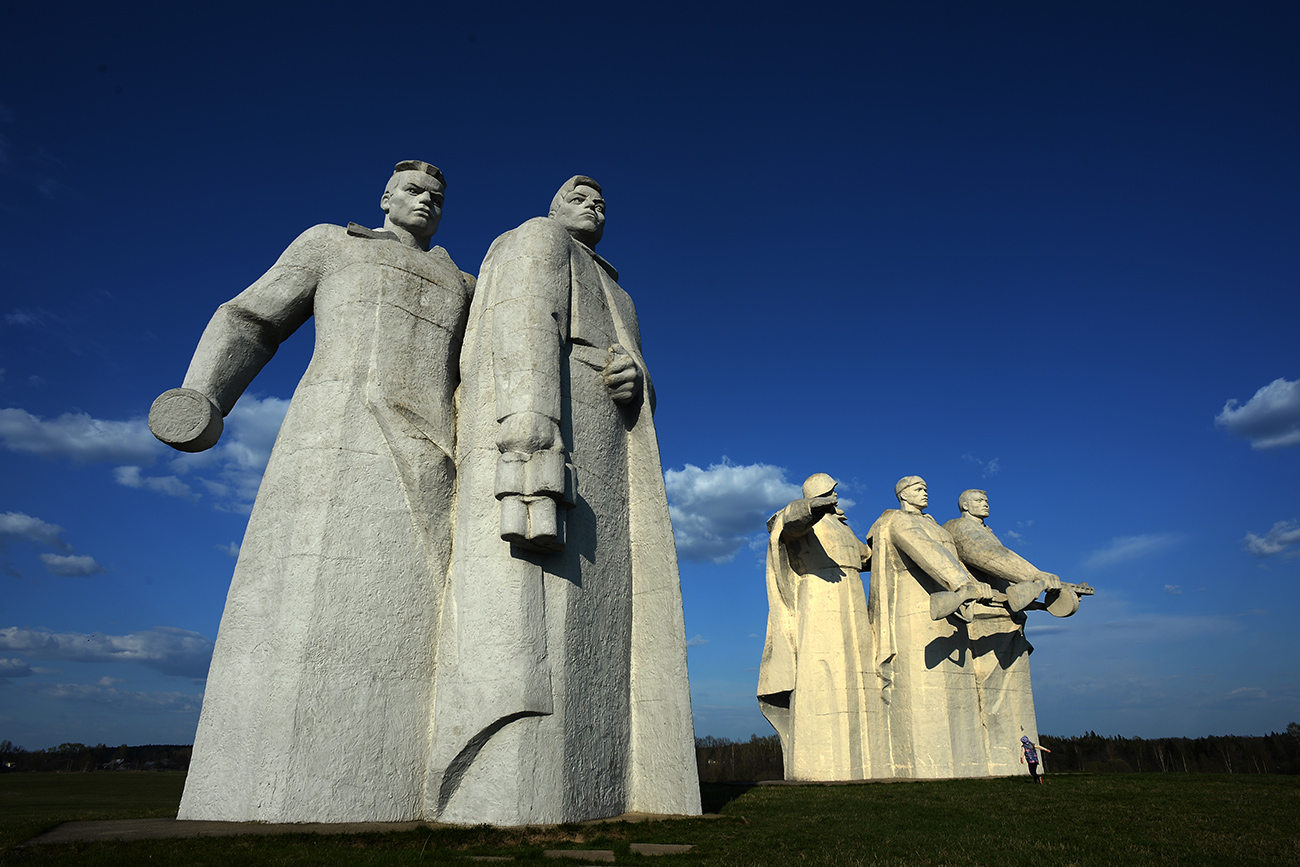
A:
[[892, 521, 977, 592], [952, 529, 1042, 584], [181, 231, 323, 415], [486, 221, 573, 550]]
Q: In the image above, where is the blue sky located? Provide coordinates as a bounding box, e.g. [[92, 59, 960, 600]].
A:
[[1, 2, 1297, 749]]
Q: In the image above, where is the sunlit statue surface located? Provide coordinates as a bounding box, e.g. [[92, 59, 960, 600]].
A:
[[425, 176, 700, 824], [864, 476, 992, 777], [944, 489, 1092, 773], [758, 474, 876, 780], [149, 162, 474, 822]]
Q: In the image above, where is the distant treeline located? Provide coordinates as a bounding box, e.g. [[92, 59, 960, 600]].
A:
[[0, 740, 191, 772], [696, 725, 1300, 781]]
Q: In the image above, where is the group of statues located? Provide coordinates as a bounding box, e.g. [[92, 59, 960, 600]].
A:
[[149, 162, 700, 825], [759, 474, 1092, 781]]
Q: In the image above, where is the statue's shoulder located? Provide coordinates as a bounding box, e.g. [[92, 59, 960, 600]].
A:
[[293, 223, 348, 245], [486, 216, 574, 262]]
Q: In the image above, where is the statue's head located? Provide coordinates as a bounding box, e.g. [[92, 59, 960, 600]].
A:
[[894, 476, 928, 513], [801, 473, 837, 499], [380, 160, 445, 243], [958, 489, 989, 518], [549, 175, 605, 247]]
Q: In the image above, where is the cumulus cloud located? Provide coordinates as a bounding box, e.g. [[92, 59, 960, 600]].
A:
[[0, 626, 213, 679], [0, 512, 69, 550], [0, 407, 161, 463], [1083, 533, 1182, 569], [38, 553, 104, 577], [1243, 520, 1300, 557], [1164, 584, 1182, 595], [217, 541, 240, 558], [686, 635, 709, 647], [664, 461, 802, 563], [113, 465, 197, 500], [0, 657, 33, 681], [1, 395, 289, 512], [1215, 376, 1300, 449]]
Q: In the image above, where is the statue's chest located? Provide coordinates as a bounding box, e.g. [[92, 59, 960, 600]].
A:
[[317, 243, 470, 337]]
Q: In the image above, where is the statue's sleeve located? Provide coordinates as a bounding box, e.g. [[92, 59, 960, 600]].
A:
[[776, 499, 818, 542], [486, 221, 571, 432], [950, 523, 1042, 584], [891, 519, 974, 592], [180, 226, 327, 414]]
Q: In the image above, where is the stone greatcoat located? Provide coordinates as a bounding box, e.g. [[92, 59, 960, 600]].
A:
[[758, 500, 876, 780], [943, 515, 1041, 774], [865, 510, 990, 778], [425, 217, 700, 825], [176, 224, 473, 822]]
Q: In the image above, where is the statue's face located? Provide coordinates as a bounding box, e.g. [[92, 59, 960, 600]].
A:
[[382, 171, 444, 238], [967, 492, 990, 519], [899, 482, 928, 511], [554, 184, 606, 245]]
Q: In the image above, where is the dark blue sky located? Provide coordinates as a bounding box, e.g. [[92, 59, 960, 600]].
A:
[[1, 1, 1297, 746]]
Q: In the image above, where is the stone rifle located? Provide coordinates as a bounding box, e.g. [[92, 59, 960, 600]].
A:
[[929, 581, 1096, 621]]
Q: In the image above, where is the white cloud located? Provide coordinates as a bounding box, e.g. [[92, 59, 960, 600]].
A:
[[664, 461, 802, 563], [35, 682, 203, 713], [0, 407, 161, 463], [1083, 533, 1182, 569], [38, 553, 104, 577], [113, 465, 197, 500], [686, 634, 709, 647], [1215, 376, 1300, 449], [962, 454, 1002, 478], [169, 394, 290, 509], [0, 511, 69, 549], [0, 657, 32, 678], [0, 395, 289, 512], [0, 626, 213, 679], [1243, 520, 1300, 557], [217, 541, 240, 558], [1164, 584, 1182, 595]]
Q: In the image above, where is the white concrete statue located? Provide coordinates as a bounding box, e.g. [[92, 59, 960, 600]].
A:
[[758, 474, 877, 780], [150, 161, 474, 823], [865, 476, 993, 778], [943, 489, 1092, 774], [425, 176, 701, 824]]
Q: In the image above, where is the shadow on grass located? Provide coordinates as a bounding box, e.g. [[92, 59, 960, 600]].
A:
[[700, 781, 758, 813]]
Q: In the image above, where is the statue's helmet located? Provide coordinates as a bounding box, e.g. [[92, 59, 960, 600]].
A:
[[802, 473, 837, 499]]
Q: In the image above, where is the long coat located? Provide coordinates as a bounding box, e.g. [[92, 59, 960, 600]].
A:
[[177, 224, 473, 822], [425, 217, 700, 824]]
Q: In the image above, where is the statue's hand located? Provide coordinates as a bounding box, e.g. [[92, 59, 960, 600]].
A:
[[964, 582, 994, 602], [603, 344, 642, 405], [149, 388, 223, 453], [1038, 572, 1062, 591]]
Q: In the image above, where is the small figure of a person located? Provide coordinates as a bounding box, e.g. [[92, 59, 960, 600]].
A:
[[1020, 735, 1051, 783]]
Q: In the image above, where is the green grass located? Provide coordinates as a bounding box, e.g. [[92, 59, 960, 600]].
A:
[[2, 773, 1298, 865]]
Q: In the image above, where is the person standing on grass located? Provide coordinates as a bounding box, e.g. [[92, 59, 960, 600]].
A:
[[1020, 735, 1051, 783]]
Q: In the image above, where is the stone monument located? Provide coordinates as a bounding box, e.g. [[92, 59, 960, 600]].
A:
[[758, 474, 876, 780], [943, 489, 1092, 774], [150, 162, 474, 822], [424, 176, 701, 824], [864, 476, 994, 778]]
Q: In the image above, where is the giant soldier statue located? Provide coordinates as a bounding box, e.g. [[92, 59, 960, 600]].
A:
[[944, 489, 1091, 773], [425, 176, 701, 824], [149, 162, 475, 822], [865, 476, 993, 778], [759, 473, 876, 780]]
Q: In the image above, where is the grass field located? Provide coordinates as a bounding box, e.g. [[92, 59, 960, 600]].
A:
[[1, 772, 1297, 865]]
